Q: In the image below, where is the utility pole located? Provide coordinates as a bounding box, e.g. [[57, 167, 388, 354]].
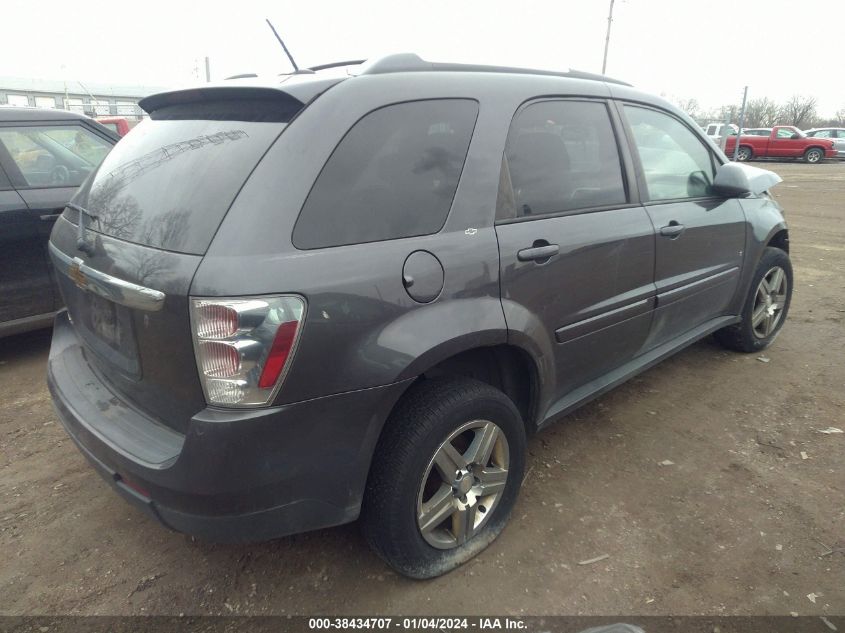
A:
[[733, 86, 749, 162], [601, 0, 616, 74], [205, 56, 211, 82]]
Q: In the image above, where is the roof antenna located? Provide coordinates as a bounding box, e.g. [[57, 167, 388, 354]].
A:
[[266, 19, 299, 72]]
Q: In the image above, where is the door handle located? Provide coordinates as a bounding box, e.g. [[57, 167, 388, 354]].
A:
[[659, 221, 685, 238], [517, 243, 559, 262]]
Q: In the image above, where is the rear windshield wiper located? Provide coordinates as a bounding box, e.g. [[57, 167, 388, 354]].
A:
[[66, 202, 98, 256]]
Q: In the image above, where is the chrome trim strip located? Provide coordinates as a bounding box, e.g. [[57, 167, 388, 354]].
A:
[[48, 242, 166, 312]]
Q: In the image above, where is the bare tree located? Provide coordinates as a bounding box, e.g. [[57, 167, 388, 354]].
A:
[[780, 95, 818, 129], [742, 97, 780, 128], [673, 97, 702, 121]]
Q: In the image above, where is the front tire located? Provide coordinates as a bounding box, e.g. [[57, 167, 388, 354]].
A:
[[361, 377, 526, 579], [804, 147, 824, 164], [715, 247, 793, 352]]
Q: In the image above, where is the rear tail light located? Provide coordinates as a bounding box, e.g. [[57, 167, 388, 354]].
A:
[[190, 296, 305, 407]]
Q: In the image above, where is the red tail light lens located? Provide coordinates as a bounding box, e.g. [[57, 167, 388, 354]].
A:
[[258, 321, 300, 388], [190, 296, 306, 407]]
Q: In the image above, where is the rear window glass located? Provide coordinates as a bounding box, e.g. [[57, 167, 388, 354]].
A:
[[70, 114, 288, 254], [293, 99, 478, 250]]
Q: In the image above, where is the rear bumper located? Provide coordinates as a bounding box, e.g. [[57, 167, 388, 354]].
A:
[[47, 310, 411, 542]]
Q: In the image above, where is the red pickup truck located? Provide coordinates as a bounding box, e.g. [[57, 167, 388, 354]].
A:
[[725, 125, 836, 164], [94, 117, 133, 137]]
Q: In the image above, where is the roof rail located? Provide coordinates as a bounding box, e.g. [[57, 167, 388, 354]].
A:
[[359, 53, 632, 86], [308, 59, 366, 72]]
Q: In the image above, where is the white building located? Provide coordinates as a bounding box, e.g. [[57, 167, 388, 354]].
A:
[[0, 76, 168, 119]]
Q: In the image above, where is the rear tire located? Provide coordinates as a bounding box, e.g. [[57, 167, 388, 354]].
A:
[[715, 247, 792, 353], [804, 147, 824, 164], [361, 377, 526, 579], [736, 146, 752, 162]]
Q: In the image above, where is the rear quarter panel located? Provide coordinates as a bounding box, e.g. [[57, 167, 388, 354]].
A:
[[192, 74, 514, 404]]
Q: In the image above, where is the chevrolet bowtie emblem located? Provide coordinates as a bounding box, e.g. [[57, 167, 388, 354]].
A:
[[68, 258, 87, 289]]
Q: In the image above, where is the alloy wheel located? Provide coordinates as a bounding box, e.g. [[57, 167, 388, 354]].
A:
[[752, 266, 788, 339], [416, 420, 510, 549]]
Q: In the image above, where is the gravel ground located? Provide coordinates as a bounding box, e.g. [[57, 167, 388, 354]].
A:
[[0, 161, 843, 616]]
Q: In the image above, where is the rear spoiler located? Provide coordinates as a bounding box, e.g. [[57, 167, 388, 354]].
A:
[[139, 77, 344, 118]]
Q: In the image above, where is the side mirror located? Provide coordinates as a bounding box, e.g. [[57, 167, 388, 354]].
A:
[[791, 133, 800, 139], [713, 162, 782, 197]]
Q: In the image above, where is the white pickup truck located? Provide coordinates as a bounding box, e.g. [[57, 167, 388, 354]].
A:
[[703, 122, 738, 147]]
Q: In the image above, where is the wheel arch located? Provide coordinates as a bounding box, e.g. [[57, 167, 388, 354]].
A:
[[390, 341, 541, 436], [766, 227, 789, 253]]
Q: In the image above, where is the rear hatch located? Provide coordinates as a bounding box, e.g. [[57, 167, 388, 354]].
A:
[[49, 80, 339, 433]]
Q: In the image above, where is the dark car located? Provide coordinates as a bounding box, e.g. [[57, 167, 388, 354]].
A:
[[46, 54, 793, 579], [0, 107, 117, 337]]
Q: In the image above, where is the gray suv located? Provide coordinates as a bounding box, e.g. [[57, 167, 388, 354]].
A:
[[47, 54, 793, 579]]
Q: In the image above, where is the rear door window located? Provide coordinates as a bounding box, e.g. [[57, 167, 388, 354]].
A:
[[0, 125, 112, 188], [502, 100, 627, 218], [292, 99, 478, 250]]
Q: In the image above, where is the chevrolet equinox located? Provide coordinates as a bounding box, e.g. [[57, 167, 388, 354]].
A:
[[47, 54, 793, 578]]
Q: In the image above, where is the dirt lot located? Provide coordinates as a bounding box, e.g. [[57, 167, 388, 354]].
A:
[[1, 161, 843, 616]]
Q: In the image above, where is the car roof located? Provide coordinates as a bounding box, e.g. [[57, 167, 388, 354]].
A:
[[141, 53, 633, 114], [0, 106, 96, 123], [0, 107, 120, 141]]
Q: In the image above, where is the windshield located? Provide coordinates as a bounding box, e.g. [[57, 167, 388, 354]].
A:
[[66, 117, 287, 254]]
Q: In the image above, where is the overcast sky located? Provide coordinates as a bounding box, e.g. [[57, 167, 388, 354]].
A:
[[4, 0, 844, 117]]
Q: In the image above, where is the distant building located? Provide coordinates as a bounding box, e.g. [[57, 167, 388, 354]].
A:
[[0, 76, 169, 119]]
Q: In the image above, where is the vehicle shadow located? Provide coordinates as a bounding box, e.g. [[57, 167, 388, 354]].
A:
[[0, 328, 53, 364]]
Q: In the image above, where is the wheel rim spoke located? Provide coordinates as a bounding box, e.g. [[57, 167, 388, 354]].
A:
[[433, 442, 467, 481], [452, 503, 477, 545], [475, 466, 508, 496], [418, 485, 455, 534], [769, 268, 783, 293], [752, 302, 768, 327], [466, 422, 498, 466], [764, 313, 775, 336]]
